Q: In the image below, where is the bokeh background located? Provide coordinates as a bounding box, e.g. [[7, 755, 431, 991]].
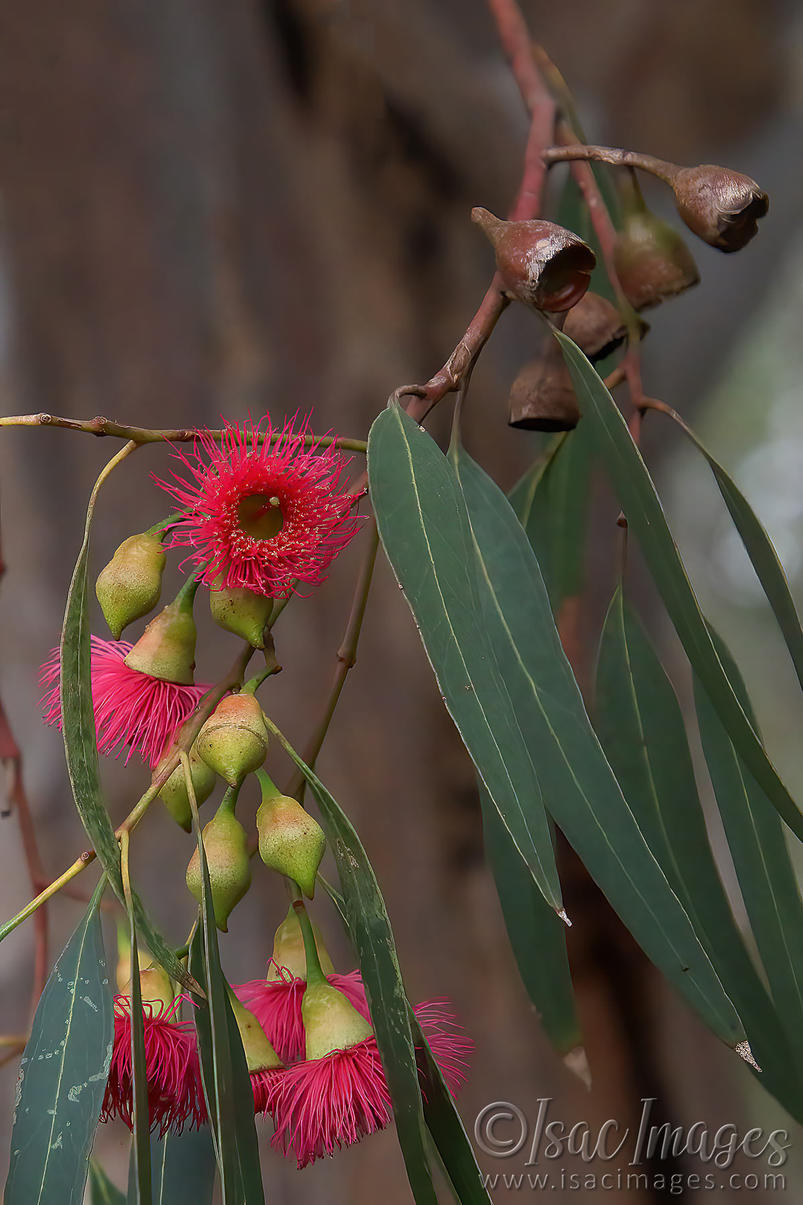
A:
[[2, 1, 803, 1200]]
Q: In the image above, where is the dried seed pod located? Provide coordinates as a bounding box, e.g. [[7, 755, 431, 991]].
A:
[[196, 693, 269, 786], [562, 291, 647, 362], [472, 207, 595, 312], [96, 531, 166, 639], [669, 164, 768, 253], [508, 339, 580, 432]]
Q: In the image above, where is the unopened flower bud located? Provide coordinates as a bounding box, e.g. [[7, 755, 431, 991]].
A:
[[472, 207, 595, 312], [302, 979, 374, 1060], [229, 991, 283, 1072], [268, 904, 335, 981], [562, 291, 647, 363], [613, 173, 699, 311], [155, 741, 216, 832], [196, 693, 269, 786], [668, 164, 768, 253], [96, 531, 166, 640], [508, 338, 580, 432], [255, 772, 326, 899], [209, 580, 273, 649], [124, 578, 198, 684], [185, 791, 252, 931], [123, 964, 174, 1012]]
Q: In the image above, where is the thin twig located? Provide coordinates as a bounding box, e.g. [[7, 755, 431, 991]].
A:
[[0, 413, 368, 453], [287, 519, 380, 802], [543, 144, 676, 182]]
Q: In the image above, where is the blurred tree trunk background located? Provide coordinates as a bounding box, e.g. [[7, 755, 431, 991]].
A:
[[1, 1, 802, 1200]]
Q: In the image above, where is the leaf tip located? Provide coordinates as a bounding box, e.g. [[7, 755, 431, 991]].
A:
[[563, 1045, 591, 1090], [735, 1040, 761, 1071], [558, 909, 572, 928]]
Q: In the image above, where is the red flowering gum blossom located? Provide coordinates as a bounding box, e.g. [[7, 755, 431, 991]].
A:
[[40, 637, 209, 768], [234, 966, 472, 1094], [155, 417, 362, 599], [101, 995, 206, 1136], [234, 965, 365, 1065], [270, 1036, 392, 1168]]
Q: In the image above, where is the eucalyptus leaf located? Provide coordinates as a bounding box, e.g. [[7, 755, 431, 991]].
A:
[[451, 441, 745, 1051], [480, 787, 581, 1058], [58, 459, 197, 994], [596, 590, 801, 1114], [413, 1015, 492, 1205], [556, 331, 803, 841], [90, 1160, 126, 1205], [187, 808, 263, 1205], [264, 721, 439, 1205], [128, 1128, 216, 1205], [508, 426, 592, 612], [125, 911, 152, 1203], [368, 405, 562, 914], [695, 628, 803, 1096], [5, 880, 113, 1205], [670, 413, 803, 695]]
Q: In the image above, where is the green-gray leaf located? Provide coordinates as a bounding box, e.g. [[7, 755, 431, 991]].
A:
[[125, 920, 151, 1203], [596, 590, 800, 1113], [90, 1160, 126, 1205], [265, 724, 438, 1205], [368, 405, 562, 914], [695, 628, 803, 1098], [480, 787, 580, 1058], [451, 442, 745, 1051], [128, 1128, 216, 1205], [59, 464, 197, 994], [5, 880, 113, 1205], [556, 330, 803, 841], [508, 426, 592, 613], [671, 414, 803, 695], [188, 859, 263, 1205]]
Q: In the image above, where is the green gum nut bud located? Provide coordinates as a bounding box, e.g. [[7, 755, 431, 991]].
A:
[[124, 581, 198, 684], [229, 991, 283, 1072], [124, 965, 174, 1013], [302, 980, 373, 1060], [256, 774, 325, 899], [210, 580, 273, 649], [96, 531, 166, 639], [268, 905, 334, 981], [196, 693, 269, 786], [185, 798, 252, 931], [155, 742, 216, 832]]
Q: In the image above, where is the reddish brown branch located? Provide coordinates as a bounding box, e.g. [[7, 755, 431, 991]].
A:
[[392, 0, 559, 424]]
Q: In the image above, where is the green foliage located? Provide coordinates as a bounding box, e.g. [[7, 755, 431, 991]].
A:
[[187, 818, 264, 1205], [556, 331, 803, 840], [5, 882, 113, 1205], [368, 405, 562, 914], [265, 725, 441, 1204]]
